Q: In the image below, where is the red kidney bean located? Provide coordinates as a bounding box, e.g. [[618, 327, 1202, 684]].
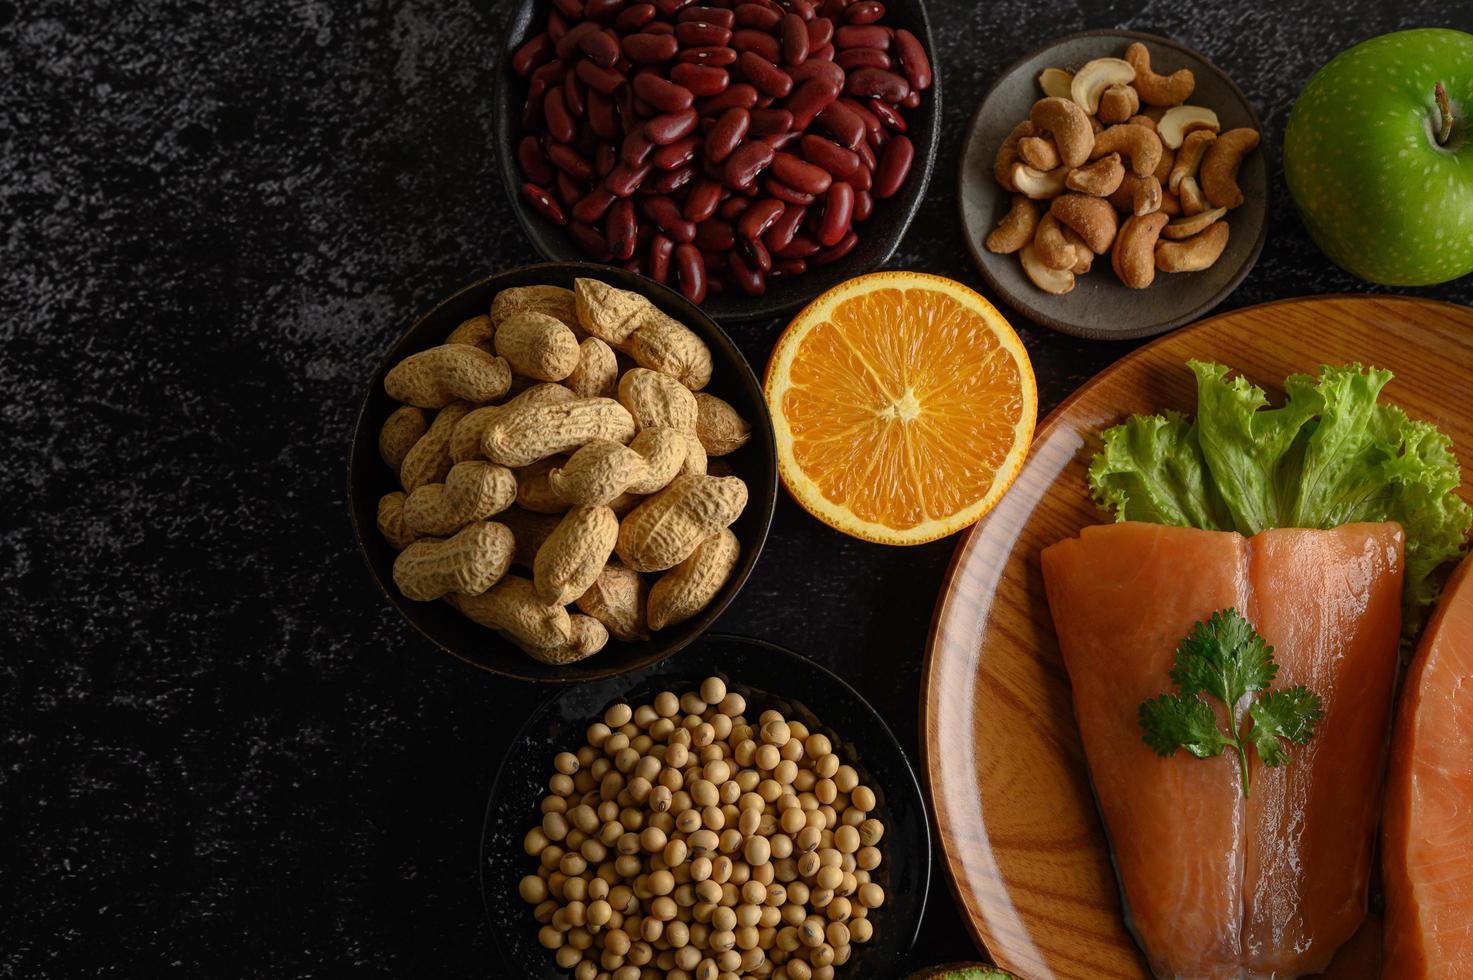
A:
[[778, 14, 810, 66], [648, 233, 675, 283], [552, 0, 585, 18], [645, 106, 699, 144], [761, 130, 802, 151], [640, 195, 698, 241], [839, 96, 883, 142], [646, 164, 696, 193], [835, 47, 891, 71], [673, 243, 708, 302], [815, 180, 853, 245], [586, 90, 619, 138], [763, 203, 807, 250], [845, 67, 908, 102], [814, 102, 864, 149], [633, 74, 695, 113], [555, 21, 599, 60], [738, 51, 794, 98], [868, 96, 907, 132], [575, 59, 625, 93], [849, 160, 872, 191], [800, 134, 860, 177], [734, 3, 781, 29], [573, 187, 617, 223], [733, 30, 783, 64], [679, 46, 737, 66], [606, 198, 638, 258], [683, 176, 724, 221], [852, 188, 873, 221], [737, 197, 785, 240], [901, 88, 919, 110], [739, 234, 772, 271], [765, 177, 816, 205], [595, 141, 617, 176], [622, 32, 678, 63], [788, 58, 845, 89], [721, 140, 774, 189], [813, 229, 857, 263], [675, 21, 732, 47], [806, 16, 835, 49], [694, 219, 736, 251], [749, 108, 794, 136], [872, 133, 911, 198], [718, 194, 752, 220], [786, 75, 841, 129], [579, 29, 620, 67], [621, 129, 655, 167], [698, 83, 758, 114], [615, 2, 657, 30], [643, 20, 675, 34], [844, 1, 885, 23], [811, 42, 835, 61], [548, 142, 596, 181], [678, 6, 735, 27], [547, 9, 569, 42], [893, 28, 931, 91], [522, 79, 549, 132], [555, 170, 586, 205], [585, 0, 625, 18], [670, 63, 728, 96], [518, 135, 556, 184], [653, 134, 700, 170], [727, 247, 766, 294], [543, 86, 577, 142], [704, 107, 750, 163], [819, 0, 846, 17], [655, 0, 694, 14], [567, 72, 590, 117], [512, 33, 553, 76], [521, 182, 568, 224], [835, 25, 891, 49], [771, 151, 832, 194], [770, 257, 807, 276], [789, 0, 816, 21], [604, 160, 653, 195], [775, 233, 820, 258]]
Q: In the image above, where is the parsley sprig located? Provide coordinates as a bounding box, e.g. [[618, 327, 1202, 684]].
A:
[[1138, 608, 1323, 797]]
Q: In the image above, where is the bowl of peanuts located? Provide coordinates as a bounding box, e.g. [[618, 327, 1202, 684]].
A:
[[348, 262, 778, 683], [482, 634, 931, 978], [495, 0, 940, 322]]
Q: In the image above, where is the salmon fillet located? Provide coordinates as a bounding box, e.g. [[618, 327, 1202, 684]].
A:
[[1041, 521, 1404, 978], [1382, 555, 1473, 978]]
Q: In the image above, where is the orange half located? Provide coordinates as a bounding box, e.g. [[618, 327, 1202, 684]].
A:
[[765, 272, 1037, 545]]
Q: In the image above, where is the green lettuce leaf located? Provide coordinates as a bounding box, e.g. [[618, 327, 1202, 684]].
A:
[[1089, 360, 1472, 633]]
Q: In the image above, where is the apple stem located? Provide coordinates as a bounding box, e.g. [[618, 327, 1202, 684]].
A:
[[1435, 82, 1453, 146]]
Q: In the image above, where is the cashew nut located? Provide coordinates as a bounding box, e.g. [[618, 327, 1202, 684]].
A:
[[1199, 127, 1260, 209], [1155, 221, 1230, 272], [1128, 114, 1158, 132], [1065, 152, 1125, 197], [1090, 123, 1163, 178], [1111, 211, 1171, 289], [1033, 212, 1078, 270], [1059, 224, 1094, 274], [984, 194, 1040, 254], [1008, 162, 1069, 199], [1029, 97, 1095, 168], [1156, 105, 1220, 149], [1037, 67, 1073, 99], [993, 121, 1036, 192], [1178, 175, 1208, 216], [1018, 135, 1062, 171], [1107, 174, 1163, 217], [1070, 58, 1136, 115], [1162, 206, 1227, 240], [1019, 242, 1075, 295], [1168, 129, 1215, 193], [1050, 194, 1119, 255], [1123, 42, 1195, 107], [1097, 83, 1140, 125]]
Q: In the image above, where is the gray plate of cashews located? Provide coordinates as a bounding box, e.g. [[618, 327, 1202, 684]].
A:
[[959, 29, 1269, 340]]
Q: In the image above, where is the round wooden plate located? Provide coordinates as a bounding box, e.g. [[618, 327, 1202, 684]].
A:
[[920, 295, 1473, 979]]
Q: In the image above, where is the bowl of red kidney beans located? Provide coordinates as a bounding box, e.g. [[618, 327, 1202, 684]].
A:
[[495, 0, 939, 322]]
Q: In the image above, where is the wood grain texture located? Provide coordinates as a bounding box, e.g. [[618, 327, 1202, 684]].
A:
[[920, 296, 1473, 979]]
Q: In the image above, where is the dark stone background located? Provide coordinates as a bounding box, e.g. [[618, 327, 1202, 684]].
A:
[[4, 0, 1471, 975]]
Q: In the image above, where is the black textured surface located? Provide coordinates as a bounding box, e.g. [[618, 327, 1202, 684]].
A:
[[4, 0, 1472, 976]]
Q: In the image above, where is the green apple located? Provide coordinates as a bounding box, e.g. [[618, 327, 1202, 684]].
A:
[[1284, 28, 1473, 286]]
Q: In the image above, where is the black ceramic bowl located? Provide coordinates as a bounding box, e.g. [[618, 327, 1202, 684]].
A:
[[348, 262, 778, 684], [481, 634, 931, 976], [491, 0, 941, 324]]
